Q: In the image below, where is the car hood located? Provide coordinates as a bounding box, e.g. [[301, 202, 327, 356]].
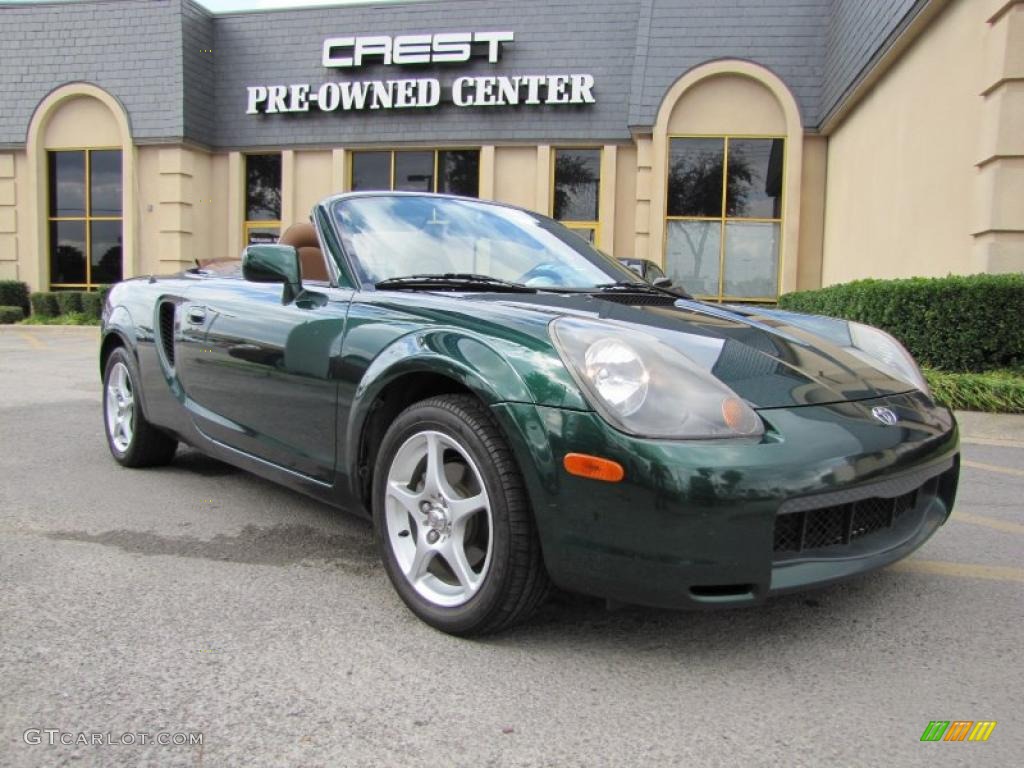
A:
[[472, 292, 917, 409]]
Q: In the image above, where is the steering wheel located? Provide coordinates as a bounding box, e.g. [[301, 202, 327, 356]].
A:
[[517, 262, 571, 287]]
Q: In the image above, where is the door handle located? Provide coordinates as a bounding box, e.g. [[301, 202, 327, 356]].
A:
[[186, 307, 207, 325]]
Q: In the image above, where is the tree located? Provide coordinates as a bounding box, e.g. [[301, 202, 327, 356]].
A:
[[553, 154, 598, 221], [666, 151, 753, 286], [246, 156, 282, 220]]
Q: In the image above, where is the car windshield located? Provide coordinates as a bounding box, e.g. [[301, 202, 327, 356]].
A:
[[331, 194, 643, 290]]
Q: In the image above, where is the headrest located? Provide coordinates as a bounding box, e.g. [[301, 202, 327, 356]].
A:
[[297, 246, 329, 282], [279, 222, 320, 250]]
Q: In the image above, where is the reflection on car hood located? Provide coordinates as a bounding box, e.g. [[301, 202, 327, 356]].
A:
[[481, 293, 916, 409]]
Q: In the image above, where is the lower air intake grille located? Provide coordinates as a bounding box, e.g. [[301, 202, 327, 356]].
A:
[[158, 302, 175, 368], [773, 490, 918, 553]]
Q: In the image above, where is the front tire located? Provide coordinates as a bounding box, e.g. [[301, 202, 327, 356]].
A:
[[373, 395, 549, 636], [103, 347, 177, 467]]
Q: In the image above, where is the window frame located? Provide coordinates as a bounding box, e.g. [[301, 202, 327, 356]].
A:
[[348, 148, 482, 197], [663, 133, 786, 303], [243, 152, 283, 247], [47, 146, 123, 290], [550, 146, 602, 248]]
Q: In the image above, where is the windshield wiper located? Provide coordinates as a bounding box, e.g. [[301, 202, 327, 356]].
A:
[[374, 273, 537, 293]]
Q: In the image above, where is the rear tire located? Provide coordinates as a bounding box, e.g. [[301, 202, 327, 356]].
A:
[[373, 394, 549, 636], [103, 347, 178, 468]]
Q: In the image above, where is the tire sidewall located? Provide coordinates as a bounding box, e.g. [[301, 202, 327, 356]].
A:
[[373, 401, 515, 634]]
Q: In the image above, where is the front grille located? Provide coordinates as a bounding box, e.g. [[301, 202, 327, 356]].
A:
[[773, 490, 918, 553], [158, 302, 175, 368]]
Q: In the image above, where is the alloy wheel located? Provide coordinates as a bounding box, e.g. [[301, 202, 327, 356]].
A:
[[105, 360, 135, 453], [384, 430, 493, 607]]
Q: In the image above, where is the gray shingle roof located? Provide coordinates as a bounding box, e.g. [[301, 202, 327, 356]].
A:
[[0, 0, 926, 149]]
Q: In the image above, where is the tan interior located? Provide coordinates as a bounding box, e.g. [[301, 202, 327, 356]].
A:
[[278, 222, 329, 282]]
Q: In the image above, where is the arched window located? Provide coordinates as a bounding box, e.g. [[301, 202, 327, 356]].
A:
[[27, 84, 135, 291], [47, 148, 123, 288], [650, 61, 804, 302]]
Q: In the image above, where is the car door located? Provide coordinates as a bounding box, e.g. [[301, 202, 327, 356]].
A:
[[176, 275, 351, 482]]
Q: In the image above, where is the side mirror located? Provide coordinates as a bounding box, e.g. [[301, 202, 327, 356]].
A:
[[242, 245, 302, 303], [652, 276, 674, 288]]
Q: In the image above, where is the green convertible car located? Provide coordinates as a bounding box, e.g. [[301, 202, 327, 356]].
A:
[[100, 192, 959, 635]]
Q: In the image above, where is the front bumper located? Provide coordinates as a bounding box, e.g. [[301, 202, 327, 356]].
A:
[[492, 391, 959, 609]]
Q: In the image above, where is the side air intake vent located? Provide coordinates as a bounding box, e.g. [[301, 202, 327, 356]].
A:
[[158, 302, 176, 368]]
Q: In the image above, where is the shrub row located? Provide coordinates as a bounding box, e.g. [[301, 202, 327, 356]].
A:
[[29, 287, 109, 321], [0, 305, 23, 324], [0, 280, 30, 317], [777, 273, 1024, 372]]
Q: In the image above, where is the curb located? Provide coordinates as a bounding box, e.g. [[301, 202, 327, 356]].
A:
[[1, 324, 99, 332], [955, 410, 1024, 445]]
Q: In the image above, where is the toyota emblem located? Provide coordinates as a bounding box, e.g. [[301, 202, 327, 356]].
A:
[[871, 406, 899, 426]]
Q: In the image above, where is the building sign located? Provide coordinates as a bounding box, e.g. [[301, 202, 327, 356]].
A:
[[321, 31, 514, 68], [245, 31, 595, 115]]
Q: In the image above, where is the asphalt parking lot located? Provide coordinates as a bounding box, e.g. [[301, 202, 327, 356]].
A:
[[1, 325, 1021, 767]]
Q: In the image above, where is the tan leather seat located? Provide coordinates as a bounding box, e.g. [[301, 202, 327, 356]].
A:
[[279, 222, 329, 282]]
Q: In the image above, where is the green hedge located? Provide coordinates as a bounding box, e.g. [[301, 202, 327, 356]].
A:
[[29, 292, 59, 318], [28, 288, 108, 319], [80, 291, 104, 320], [0, 305, 23, 324], [777, 273, 1024, 372], [0, 281, 29, 316], [56, 291, 84, 315]]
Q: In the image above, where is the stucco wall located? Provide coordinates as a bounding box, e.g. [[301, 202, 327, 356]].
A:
[[291, 150, 334, 225], [492, 147, 537, 211], [0, 151, 22, 281], [613, 144, 638, 258], [821, 0, 987, 284], [797, 135, 827, 290]]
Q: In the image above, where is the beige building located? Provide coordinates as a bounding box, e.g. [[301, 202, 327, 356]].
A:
[[0, 0, 1021, 302]]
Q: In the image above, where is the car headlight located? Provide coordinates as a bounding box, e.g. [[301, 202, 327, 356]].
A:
[[550, 317, 763, 439], [847, 321, 930, 396], [583, 338, 649, 416], [759, 310, 931, 397]]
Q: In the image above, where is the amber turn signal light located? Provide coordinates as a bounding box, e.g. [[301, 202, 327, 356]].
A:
[[563, 453, 625, 483]]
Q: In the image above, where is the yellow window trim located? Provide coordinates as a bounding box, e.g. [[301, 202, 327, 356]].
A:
[[562, 221, 601, 247], [243, 220, 283, 246], [242, 152, 284, 246], [46, 147, 124, 291], [663, 133, 787, 303], [347, 148, 483, 197], [550, 146, 603, 248]]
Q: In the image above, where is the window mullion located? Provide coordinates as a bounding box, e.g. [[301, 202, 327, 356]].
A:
[[717, 138, 729, 302], [85, 150, 92, 289]]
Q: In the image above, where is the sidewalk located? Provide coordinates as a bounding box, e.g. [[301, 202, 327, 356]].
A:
[[0, 324, 98, 333], [955, 411, 1024, 447]]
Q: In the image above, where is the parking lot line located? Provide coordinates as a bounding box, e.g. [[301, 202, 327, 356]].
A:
[[961, 436, 1024, 449], [889, 559, 1024, 583], [952, 510, 1024, 535], [962, 459, 1024, 478], [14, 331, 45, 350]]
